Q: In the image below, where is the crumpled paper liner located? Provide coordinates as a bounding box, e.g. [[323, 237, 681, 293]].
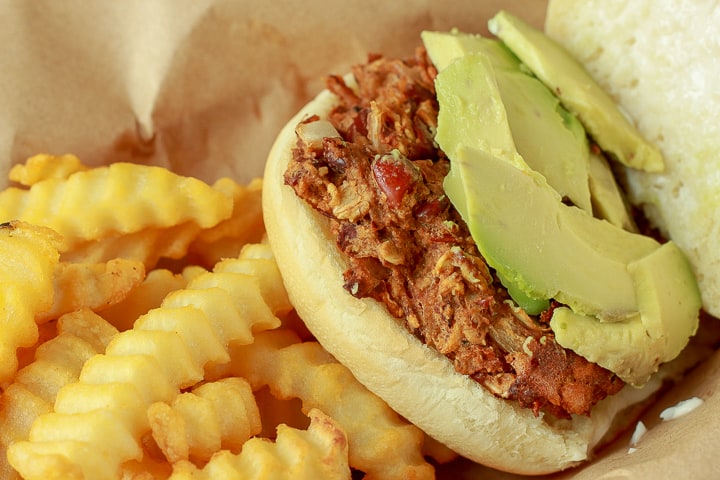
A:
[[0, 0, 544, 187], [0, 0, 716, 478]]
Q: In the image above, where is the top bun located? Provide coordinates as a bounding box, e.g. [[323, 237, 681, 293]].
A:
[[546, 0, 720, 318]]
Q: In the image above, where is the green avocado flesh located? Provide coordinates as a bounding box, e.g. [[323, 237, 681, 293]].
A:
[[551, 242, 700, 385], [587, 150, 638, 232], [442, 140, 656, 320], [422, 30, 593, 214], [424, 20, 700, 383], [488, 10, 664, 172]]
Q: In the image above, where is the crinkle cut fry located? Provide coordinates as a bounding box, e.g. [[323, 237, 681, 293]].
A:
[[7, 244, 287, 480], [37, 258, 146, 323], [60, 221, 203, 270], [0, 309, 119, 480], [8, 154, 88, 186], [211, 329, 436, 480], [148, 377, 261, 464], [99, 268, 190, 331], [213, 242, 294, 319], [0, 221, 62, 383], [186, 177, 265, 267], [0, 161, 233, 250], [192, 178, 263, 245], [169, 409, 351, 480]]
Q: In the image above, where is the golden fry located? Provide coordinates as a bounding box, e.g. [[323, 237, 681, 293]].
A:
[[54, 382, 150, 437], [0, 310, 118, 480], [186, 177, 264, 268], [134, 306, 230, 369], [8, 244, 284, 480], [100, 268, 188, 331], [61, 221, 203, 269], [213, 243, 293, 320], [0, 221, 62, 382], [105, 329, 204, 389], [180, 265, 208, 283], [15, 320, 57, 372], [0, 165, 446, 480], [36, 258, 146, 323], [24, 409, 144, 469], [161, 271, 282, 345], [0, 386, 51, 480], [148, 377, 261, 464], [188, 377, 261, 454], [212, 329, 436, 480], [56, 307, 121, 352], [0, 162, 233, 249], [169, 409, 350, 480], [8, 154, 88, 186], [196, 178, 263, 245]]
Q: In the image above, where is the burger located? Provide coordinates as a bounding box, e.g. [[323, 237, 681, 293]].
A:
[[262, 9, 705, 475]]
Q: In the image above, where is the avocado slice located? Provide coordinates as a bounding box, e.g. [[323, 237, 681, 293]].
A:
[[429, 50, 547, 314], [421, 30, 518, 72], [588, 150, 638, 232], [431, 51, 520, 168], [550, 308, 658, 386], [628, 241, 701, 362], [435, 52, 699, 384], [422, 30, 593, 213], [435, 54, 664, 319], [551, 242, 700, 385], [488, 11, 664, 173], [444, 143, 655, 319]]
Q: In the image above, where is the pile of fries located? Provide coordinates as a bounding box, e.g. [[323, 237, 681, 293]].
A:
[[0, 154, 456, 479]]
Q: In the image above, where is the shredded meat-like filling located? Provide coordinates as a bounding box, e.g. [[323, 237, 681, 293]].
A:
[[284, 48, 624, 419]]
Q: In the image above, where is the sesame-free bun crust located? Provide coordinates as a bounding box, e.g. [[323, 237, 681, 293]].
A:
[[262, 85, 668, 475]]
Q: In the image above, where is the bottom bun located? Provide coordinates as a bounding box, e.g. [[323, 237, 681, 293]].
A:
[[262, 86, 675, 474]]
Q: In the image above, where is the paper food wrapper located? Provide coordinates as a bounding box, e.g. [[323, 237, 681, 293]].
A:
[[0, 0, 717, 478]]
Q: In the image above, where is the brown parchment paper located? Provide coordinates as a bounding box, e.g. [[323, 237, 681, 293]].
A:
[[0, 1, 717, 478]]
